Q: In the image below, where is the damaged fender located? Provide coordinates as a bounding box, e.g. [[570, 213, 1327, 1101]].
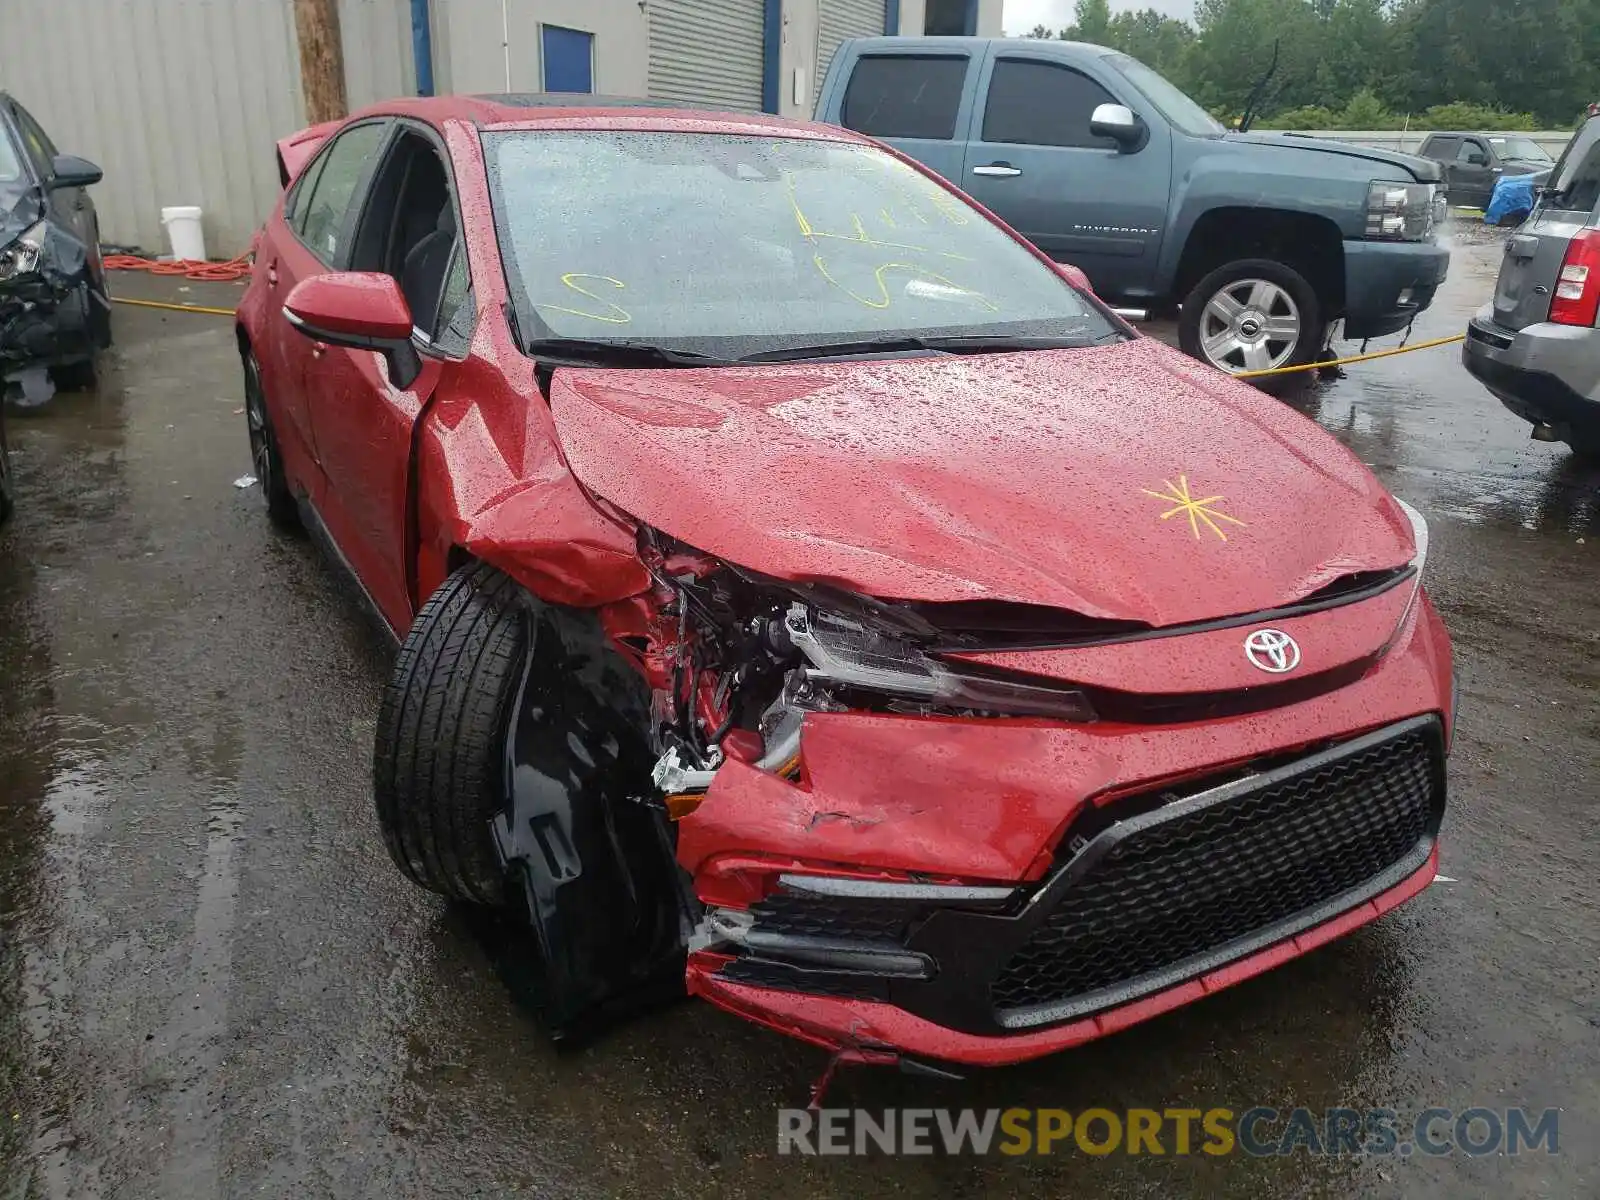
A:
[[491, 597, 693, 1036]]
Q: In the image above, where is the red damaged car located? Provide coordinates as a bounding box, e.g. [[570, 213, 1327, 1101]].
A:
[[237, 95, 1454, 1071]]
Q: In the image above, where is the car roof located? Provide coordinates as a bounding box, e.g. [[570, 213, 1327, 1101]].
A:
[[344, 93, 859, 141]]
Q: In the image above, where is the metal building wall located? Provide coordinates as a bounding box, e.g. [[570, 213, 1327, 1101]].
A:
[[0, 0, 413, 258]]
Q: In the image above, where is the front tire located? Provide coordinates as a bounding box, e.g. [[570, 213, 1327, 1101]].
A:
[[1179, 259, 1324, 390], [0, 408, 14, 525], [241, 350, 299, 529], [373, 561, 527, 905]]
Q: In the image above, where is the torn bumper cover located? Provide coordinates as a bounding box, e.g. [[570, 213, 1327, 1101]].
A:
[[0, 207, 95, 374], [679, 595, 1452, 1067]]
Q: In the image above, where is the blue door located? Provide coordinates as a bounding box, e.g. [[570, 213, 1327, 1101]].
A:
[[542, 25, 594, 94]]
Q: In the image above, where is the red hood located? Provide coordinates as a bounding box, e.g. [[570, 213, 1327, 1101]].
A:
[[548, 339, 1414, 627]]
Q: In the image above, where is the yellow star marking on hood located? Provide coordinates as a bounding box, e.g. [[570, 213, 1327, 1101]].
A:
[[1142, 475, 1247, 542]]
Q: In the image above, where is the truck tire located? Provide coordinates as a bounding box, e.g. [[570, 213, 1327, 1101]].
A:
[[1179, 259, 1323, 389], [373, 560, 526, 906]]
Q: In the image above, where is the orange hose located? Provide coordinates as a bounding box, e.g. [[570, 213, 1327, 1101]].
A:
[[103, 253, 252, 283]]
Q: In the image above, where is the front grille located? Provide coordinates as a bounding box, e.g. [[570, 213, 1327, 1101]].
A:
[[744, 890, 915, 944], [989, 725, 1440, 1019]]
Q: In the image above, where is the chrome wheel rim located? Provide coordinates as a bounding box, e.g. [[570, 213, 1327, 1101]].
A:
[[1198, 278, 1301, 374]]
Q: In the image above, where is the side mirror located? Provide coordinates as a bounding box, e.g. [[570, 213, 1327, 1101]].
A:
[[1089, 103, 1144, 152], [49, 154, 103, 189], [283, 272, 421, 390], [1053, 261, 1095, 294], [1467, 150, 1489, 167]]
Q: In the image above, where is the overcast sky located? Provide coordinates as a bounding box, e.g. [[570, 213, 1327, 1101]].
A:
[[1003, 0, 1198, 30]]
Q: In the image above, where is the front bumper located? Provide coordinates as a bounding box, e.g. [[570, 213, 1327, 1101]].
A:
[[682, 591, 1454, 1065], [1463, 306, 1600, 439], [0, 284, 95, 373], [1342, 239, 1450, 339]]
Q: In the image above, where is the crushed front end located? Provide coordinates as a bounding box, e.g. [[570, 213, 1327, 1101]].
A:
[[614, 526, 1453, 1068], [0, 213, 96, 402]]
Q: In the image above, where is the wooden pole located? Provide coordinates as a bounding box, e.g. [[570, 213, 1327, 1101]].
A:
[[293, 0, 348, 125]]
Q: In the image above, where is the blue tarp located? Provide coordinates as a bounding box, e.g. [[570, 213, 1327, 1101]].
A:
[[1485, 175, 1539, 225]]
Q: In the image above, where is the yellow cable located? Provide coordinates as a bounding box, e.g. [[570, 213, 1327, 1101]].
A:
[[112, 296, 237, 317], [102, 294, 1467, 380], [1234, 333, 1466, 379]]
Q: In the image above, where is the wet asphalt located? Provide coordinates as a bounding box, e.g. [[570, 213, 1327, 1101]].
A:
[[0, 226, 1596, 1198]]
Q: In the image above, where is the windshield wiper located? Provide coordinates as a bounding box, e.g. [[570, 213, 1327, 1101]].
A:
[[523, 336, 730, 368], [738, 332, 1120, 364]]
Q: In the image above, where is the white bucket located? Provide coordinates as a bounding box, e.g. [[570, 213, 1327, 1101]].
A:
[[161, 205, 207, 262]]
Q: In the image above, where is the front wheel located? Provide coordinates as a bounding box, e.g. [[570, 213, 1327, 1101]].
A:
[[0, 408, 13, 525], [241, 350, 299, 528], [1179, 259, 1324, 389]]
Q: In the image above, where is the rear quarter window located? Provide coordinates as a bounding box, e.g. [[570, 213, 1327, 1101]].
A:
[[1546, 120, 1600, 214], [841, 56, 968, 140]]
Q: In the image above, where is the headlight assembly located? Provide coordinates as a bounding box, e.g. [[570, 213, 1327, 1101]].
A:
[[0, 221, 48, 282], [1366, 181, 1438, 242], [785, 603, 1096, 722]]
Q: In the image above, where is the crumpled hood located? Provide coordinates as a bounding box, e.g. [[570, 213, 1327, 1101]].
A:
[[548, 339, 1415, 627], [0, 183, 42, 249]]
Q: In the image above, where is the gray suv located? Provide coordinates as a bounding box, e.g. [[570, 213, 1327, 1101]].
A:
[[1463, 112, 1600, 461]]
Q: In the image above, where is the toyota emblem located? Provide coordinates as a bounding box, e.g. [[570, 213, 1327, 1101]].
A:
[[1244, 628, 1301, 674]]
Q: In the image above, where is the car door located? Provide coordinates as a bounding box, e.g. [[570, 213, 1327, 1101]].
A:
[[300, 123, 462, 634], [1452, 138, 1497, 209], [257, 119, 391, 501], [831, 51, 979, 185], [958, 49, 1171, 302]]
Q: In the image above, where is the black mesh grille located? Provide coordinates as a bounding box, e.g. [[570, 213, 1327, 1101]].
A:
[[990, 728, 1440, 1015], [745, 891, 915, 944]]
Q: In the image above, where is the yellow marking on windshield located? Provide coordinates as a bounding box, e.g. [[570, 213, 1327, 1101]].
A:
[[540, 273, 632, 324], [811, 256, 1000, 313], [1142, 475, 1247, 542]]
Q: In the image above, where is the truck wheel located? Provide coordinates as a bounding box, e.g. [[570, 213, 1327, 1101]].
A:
[[1179, 259, 1323, 387], [373, 561, 527, 906]]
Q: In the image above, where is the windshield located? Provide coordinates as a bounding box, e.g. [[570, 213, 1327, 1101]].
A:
[[0, 128, 21, 182], [1105, 54, 1226, 138], [483, 131, 1117, 359], [1488, 136, 1551, 163]]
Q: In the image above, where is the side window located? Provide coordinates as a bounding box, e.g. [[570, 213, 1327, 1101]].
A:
[[1423, 136, 1456, 161], [1457, 140, 1486, 164], [1547, 120, 1600, 214], [840, 56, 969, 141], [11, 103, 58, 175], [982, 59, 1118, 149], [284, 154, 327, 229], [294, 122, 388, 265], [431, 244, 474, 353]]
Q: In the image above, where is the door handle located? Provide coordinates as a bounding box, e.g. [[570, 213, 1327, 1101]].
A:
[[311, 343, 327, 358], [266, 262, 279, 287], [973, 163, 1023, 178]]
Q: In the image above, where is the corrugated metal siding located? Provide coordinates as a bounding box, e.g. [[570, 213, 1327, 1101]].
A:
[[648, 0, 764, 113], [0, 0, 411, 257], [816, 0, 883, 89], [341, 0, 417, 107]]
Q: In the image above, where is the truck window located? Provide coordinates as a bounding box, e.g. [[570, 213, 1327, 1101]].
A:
[[1423, 135, 1458, 160], [981, 59, 1118, 150], [1457, 140, 1487, 164], [1546, 119, 1600, 214], [840, 56, 968, 141]]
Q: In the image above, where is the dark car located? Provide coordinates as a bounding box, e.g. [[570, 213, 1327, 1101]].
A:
[[0, 92, 110, 403], [1417, 132, 1555, 208]]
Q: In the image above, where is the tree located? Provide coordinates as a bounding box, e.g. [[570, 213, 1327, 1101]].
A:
[[1105, 9, 1197, 81], [1026, 23, 1055, 38], [1063, 0, 1113, 44]]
